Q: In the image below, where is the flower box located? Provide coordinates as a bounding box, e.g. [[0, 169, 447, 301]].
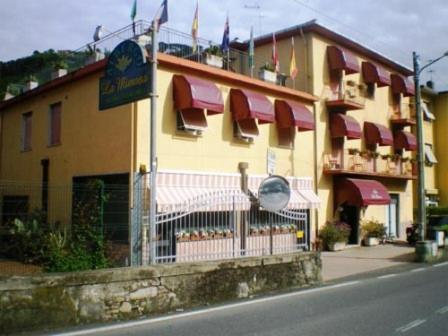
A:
[[204, 54, 223, 68], [363, 237, 379, 246], [328, 241, 346, 251], [258, 69, 277, 83]]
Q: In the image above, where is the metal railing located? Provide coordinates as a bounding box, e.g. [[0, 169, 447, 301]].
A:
[[147, 191, 308, 264], [391, 102, 416, 121], [326, 80, 366, 106], [9, 20, 284, 96], [323, 149, 415, 177]]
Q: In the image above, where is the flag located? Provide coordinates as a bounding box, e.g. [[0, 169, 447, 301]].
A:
[[289, 37, 298, 80], [221, 15, 230, 53], [272, 32, 280, 73], [191, 2, 199, 53], [248, 26, 254, 70], [131, 0, 137, 35], [153, 0, 168, 31]]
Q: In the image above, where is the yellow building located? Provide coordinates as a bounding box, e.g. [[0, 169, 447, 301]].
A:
[[0, 36, 319, 265], [246, 20, 417, 242]]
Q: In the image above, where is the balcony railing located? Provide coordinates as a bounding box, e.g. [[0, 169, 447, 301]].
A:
[[323, 149, 416, 179], [390, 102, 416, 126], [6, 20, 288, 97], [325, 80, 366, 111]]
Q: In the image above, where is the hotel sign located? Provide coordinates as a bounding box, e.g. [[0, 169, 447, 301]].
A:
[[99, 40, 151, 110]]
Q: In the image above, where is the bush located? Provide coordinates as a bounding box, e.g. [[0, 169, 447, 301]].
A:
[[361, 218, 386, 238], [319, 221, 351, 248]]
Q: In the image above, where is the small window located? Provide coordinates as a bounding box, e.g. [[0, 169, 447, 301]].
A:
[[2, 195, 29, 225], [366, 83, 375, 99], [422, 102, 435, 121], [233, 119, 258, 143], [424, 143, 437, 165], [49, 102, 62, 146], [21, 112, 32, 151], [176, 109, 207, 136]]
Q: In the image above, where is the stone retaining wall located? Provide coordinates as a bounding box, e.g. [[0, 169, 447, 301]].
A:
[[0, 252, 321, 334]]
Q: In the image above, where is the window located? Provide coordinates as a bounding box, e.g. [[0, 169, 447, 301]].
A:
[[422, 102, 435, 121], [49, 102, 61, 145], [21, 112, 32, 151], [424, 143, 437, 165], [233, 120, 258, 143], [2, 195, 29, 225], [176, 109, 207, 136]]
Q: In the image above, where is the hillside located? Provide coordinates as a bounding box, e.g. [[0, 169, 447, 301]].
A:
[[0, 49, 91, 99]]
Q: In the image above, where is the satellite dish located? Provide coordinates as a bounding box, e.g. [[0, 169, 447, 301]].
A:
[[258, 175, 290, 212], [93, 25, 104, 42]]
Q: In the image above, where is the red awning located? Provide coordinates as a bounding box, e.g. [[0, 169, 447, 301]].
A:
[[330, 113, 362, 139], [275, 99, 314, 131], [394, 130, 417, 151], [391, 74, 415, 97], [173, 75, 224, 115], [336, 178, 391, 207], [364, 121, 394, 146], [362, 62, 391, 87], [230, 88, 274, 124], [327, 46, 360, 75]]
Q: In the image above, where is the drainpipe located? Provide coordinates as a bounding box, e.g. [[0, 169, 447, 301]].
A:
[[312, 102, 319, 251], [238, 162, 249, 255]]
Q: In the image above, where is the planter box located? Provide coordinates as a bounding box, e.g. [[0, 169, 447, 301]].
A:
[[51, 69, 68, 80], [204, 54, 223, 68], [258, 69, 277, 83], [328, 242, 346, 251], [363, 237, 379, 246], [24, 81, 38, 92]]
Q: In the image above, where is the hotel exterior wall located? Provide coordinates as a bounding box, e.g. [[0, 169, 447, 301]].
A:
[[307, 33, 414, 234], [435, 92, 448, 205], [0, 73, 134, 224]]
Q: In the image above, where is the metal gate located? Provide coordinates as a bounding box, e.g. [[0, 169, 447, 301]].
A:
[[147, 190, 308, 264]]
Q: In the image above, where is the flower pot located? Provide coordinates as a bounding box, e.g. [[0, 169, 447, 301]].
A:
[[51, 68, 68, 80], [258, 69, 277, 83], [363, 237, 379, 246], [328, 241, 346, 251], [204, 54, 223, 68]]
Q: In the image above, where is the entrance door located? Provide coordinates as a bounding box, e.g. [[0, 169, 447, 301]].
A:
[[340, 204, 359, 244], [386, 194, 399, 239]]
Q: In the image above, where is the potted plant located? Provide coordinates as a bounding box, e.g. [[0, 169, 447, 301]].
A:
[[203, 45, 223, 68], [24, 74, 38, 92], [318, 221, 351, 251], [85, 45, 105, 65], [258, 62, 277, 83], [51, 60, 68, 79], [361, 218, 386, 246]]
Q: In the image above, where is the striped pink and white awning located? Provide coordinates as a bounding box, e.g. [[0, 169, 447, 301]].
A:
[[154, 171, 251, 212], [248, 175, 320, 209]]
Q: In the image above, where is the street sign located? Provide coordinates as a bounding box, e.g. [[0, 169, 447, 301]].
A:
[[267, 148, 276, 175], [99, 40, 151, 110]]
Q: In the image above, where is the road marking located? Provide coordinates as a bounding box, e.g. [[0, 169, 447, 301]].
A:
[[52, 281, 360, 336], [377, 273, 397, 279], [433, 261, 448, 268], [436, 306, 448, 314], [410, 267, 425, 273], [396, 319, 426, 333]]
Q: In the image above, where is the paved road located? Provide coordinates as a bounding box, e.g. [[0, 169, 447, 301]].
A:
[[55, 263, 448, 336]]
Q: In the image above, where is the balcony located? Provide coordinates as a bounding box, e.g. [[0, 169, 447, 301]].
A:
[[325, 80, 366, 112], [323, 149, 416, 180], [390, 103, 416, 126]]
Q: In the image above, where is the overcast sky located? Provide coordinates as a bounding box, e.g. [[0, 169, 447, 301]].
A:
[[1, 0, 448, 88]]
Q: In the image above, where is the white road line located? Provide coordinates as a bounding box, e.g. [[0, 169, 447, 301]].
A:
[[433, 261, 448, 268], [410, 267, 425, 273], [396, 319, 426, 333], [53, 280, 361, 336], [436, 306, 448, 314], [377, 273, 397, 279]]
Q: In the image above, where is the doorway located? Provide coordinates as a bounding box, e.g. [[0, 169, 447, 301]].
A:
[[385, 194, 399, 239], [340, 204, 360, 244]]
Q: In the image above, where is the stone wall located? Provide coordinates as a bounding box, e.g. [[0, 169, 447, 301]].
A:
[[0, 252, 321, 334]]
